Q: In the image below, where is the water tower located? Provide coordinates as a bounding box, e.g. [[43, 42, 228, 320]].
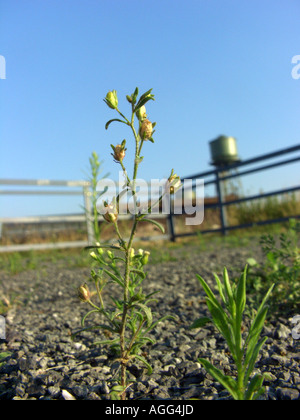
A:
[[209, 135, 241, 234], [209, 135, 240, 167]]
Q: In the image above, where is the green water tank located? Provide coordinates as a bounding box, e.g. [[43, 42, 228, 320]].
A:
[[209, 135, 240, 166]]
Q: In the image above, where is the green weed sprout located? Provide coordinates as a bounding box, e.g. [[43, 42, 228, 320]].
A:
[[74, 88, 179, 400], [191, 266, 274, 400]]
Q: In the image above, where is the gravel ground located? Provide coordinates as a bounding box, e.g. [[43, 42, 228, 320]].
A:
[[0, 241, 299, 400]]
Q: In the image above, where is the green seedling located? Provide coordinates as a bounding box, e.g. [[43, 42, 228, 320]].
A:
[[191, 266, 274, 400]]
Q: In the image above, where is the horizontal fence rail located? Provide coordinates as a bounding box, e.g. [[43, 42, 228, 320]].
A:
[[0, 179, 92, 252], [167, 143, 300, 241], [0, 179, 177, 252], [0, 143, 299, 252]]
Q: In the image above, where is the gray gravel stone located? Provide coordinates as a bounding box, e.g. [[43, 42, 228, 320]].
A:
[[0, 241, 299, 400]]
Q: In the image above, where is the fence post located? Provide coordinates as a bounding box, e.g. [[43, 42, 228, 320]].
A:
[[215, 170, 228, 235], [83, 186, 95, 245]]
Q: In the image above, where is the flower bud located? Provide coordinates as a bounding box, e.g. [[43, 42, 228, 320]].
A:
[[90, 251, 98, 260], [95, 242, 104, 255], [135, 105, 147, 121], [102, 201, 118, 223], [105, 90, 118, 109], [139, 119, 153, 140], [166, 172, 182, 195], [111, 144, 126, 162], [78, 284, 90, 302], [141, 250, 150, 265], [107, 250, 113, 259]]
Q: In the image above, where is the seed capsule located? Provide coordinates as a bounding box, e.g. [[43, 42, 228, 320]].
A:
[[111, 144, 126, 162], [102, 201, 118, 223], [78, 284, 90, 302], [139, 119, 153, 140]]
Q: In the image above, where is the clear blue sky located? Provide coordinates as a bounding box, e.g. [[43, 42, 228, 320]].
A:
[[0, 0, 299, 217]]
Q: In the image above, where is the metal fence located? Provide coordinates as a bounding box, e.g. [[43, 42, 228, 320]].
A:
[[0, 144, 299, 252], [0, 179, 172, 253], [167, 143, 300, 241], [0, 179, 92, 252]]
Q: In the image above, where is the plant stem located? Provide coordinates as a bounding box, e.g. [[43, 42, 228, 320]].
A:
[[118, 115, 142, 399]]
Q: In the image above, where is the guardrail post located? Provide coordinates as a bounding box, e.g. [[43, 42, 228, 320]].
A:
[[215, 170, 228, 236], [166, 212, 176, 242]]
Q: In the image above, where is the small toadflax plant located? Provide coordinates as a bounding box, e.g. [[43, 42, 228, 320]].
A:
[[74, 87, 180, 400], [191, 266, 274, 400]]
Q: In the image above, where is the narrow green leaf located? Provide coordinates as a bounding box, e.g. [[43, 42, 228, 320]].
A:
[[198, 358, 239, 400], [81, 309, 99, 327], [101, 268, 124, 288], [236, 266, 247, 316], [92, 337, 120, 347], [244, 374, 265, 400], [244, 313, 268, 383], [190, 317, 212, 329], [137, 88, 153, 103], [132, 87, 139, 104], [244, 336, 268, 384], [134, 89, 155, 112], [130, 268, 146, 279], [133, 354, 153, 375], [206, 298, 236, 357], [141, 218, 165, 234], [234, 266, 247, 355], [223, 267, 235, 314], [247, 306, 268, 344], [252, 386, 266, 400], [134, 303, 153, 327], [245, 283, 274, 353], [256, 283, 275, 316], [111, 385, 126, 392], [105, 118, 127, 130], [135, 96, 155, 111], [196, 274, 218, 304], [145, 290, 160, 300], [213, 273, 227, 305]]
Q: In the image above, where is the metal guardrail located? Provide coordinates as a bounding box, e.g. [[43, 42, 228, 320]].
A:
[[167, 143, 300, 241], [0, 179, 93, 252], [0, 179, 174, 253], [1, 144, 299, 251]]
